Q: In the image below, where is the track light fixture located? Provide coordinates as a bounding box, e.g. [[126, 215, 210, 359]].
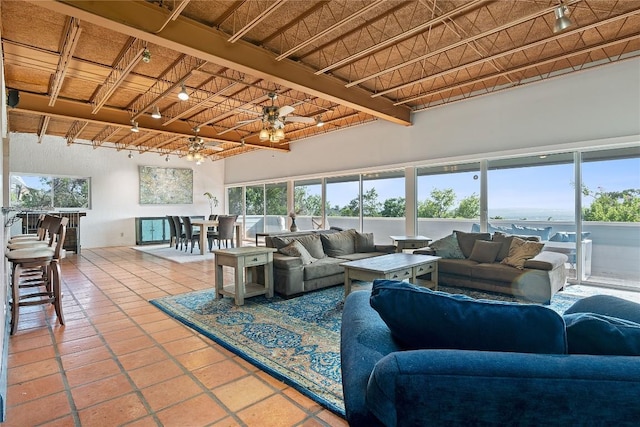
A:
[[128, 151, 133, 159], [178, 82, 189, 101], [142, 48, 151, 63], [315, 115, 324, 127], [165, 154, 170, 162], [151, 105, 161, 119], [130, 120, 139, 133], [553, 3, 573, 33]]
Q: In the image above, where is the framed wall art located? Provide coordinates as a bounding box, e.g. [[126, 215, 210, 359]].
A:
[[139, 166, 193, 204]]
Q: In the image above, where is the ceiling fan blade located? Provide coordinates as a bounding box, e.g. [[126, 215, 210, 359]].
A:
[[285, 116, 315, 124], [278, 105, 295, 116], [236, 118, 260, 125]]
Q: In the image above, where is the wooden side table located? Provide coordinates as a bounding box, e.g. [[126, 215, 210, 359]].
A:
[[213, 247, 277, 305], [390, 235, 432, 253]]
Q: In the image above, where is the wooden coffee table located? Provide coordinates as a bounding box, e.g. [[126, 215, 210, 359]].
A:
[[341, 253, 440, 296], [390, 235, 432, 252]]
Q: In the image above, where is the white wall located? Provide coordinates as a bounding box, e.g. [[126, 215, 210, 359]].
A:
[[8, 134, 225, 248], [225, 58, 640, 184]]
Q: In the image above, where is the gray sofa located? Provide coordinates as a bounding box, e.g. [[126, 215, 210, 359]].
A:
[[265, 229, 396, 297], [416, 230, 568, 304]]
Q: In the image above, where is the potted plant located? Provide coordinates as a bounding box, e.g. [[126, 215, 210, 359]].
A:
[[203, 192, 219, 216]]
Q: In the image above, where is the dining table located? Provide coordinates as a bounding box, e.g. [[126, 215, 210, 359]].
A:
[[190, 219, 243, 255]]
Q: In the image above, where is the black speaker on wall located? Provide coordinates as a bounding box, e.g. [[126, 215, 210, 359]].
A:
[[7, 89, 19, 108]]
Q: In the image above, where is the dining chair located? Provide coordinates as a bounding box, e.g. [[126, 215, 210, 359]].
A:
[[171, 216, 185, 250], [6, 216, 68, 334], [167, 215, 177, 248], [207, 214, 219, 250], [215, 215, 237, 248], [181, 216, 201, 253]]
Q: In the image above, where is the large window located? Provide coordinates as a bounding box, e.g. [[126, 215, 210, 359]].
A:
[[417, 163, 480, 240], [294, 178, 322, 230], [10, 174, 90, 209], [362, 170, 405, 240], [265, 182, 287, 232], [326, 175, 360, 230]]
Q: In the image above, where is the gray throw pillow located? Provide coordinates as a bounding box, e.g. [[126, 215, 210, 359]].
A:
[[278, 240, 316, 265], [469, 240, 502, 263], [429, 233, 465, 259], [320, 229, 356, 257], [355, 231, 376, 253], [272, 234, 326, 259], [454, 230, 491, 258]]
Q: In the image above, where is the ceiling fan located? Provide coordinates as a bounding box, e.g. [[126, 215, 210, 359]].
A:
[[184, 127, 222, 164], [238, 92, 315, 128]]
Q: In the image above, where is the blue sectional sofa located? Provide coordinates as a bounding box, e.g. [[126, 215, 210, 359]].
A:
[[341, 281, 640, 426]]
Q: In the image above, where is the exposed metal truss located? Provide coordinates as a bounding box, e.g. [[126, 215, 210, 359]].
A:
[[3, 0, 638, 161]]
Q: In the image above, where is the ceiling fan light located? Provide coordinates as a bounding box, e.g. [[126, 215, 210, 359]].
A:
[[259, 128, 269, 141], [151, 105, 161, 119], [275, 128, 285, 139], [194, 152, 203, 161], [178, 83, 189, 101], [553, 5, 572, 33], [186, 153, 194, 161]]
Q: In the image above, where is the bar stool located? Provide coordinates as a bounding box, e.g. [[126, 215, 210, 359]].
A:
[[6, 217, 67, 334], [9, 214, 53, 243]]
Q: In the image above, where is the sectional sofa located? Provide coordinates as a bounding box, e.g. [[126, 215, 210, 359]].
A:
[[415, 230, 568, 303], [265, 229, 396, 297]]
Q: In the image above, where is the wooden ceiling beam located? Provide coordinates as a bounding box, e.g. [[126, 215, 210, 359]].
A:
[[30, 0, 411, 126]]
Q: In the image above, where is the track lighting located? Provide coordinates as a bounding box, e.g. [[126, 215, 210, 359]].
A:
[[165, 154, 170, 162], [553, 4, 573, 33], [151, 105, 161, 119], [316, 116, 324, 127], [178, 83, 189, 101], [128, 151, 133, 159], [142, 48, 151, 63], [130, 120, 139, 133]]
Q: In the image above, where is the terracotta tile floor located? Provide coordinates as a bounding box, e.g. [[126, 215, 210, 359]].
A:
[[3, 247, 348, 427]]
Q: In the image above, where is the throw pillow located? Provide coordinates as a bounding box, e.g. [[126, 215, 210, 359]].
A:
[[429, 233, 465, 259], [564, 294, 640, 324], [454, 230, 491, 258], [278, 240, 316, 265], [501, 237, 544, 269], [320, 229, 356, 257], [369, 279, 567, 354], [493, 232, 541, 261], [468, 240, 502, 263], [564, 312, 640, 356], [354, 231, 376, 253], [272, 234, 326, 259], [511, 224, 553, 241]]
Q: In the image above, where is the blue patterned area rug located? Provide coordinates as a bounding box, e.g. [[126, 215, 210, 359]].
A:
[[150, 283, 584, 417], [150, 286, 346, 415]]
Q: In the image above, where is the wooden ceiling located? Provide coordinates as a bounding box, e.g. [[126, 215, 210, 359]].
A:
[[2, 1, 639, 162]]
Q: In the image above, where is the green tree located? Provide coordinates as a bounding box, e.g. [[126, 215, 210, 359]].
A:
[[53, 178, 89, 208], [340, 188, 381, 217], [244, 186, 264, 215], [265, 185, 287, 215], [582, 187, 640, 222], [380, 197, 405, 217], [418, 188, 456, 218], [228, 187, 243, 215], [454, 193, 480, 218], [294, 187, 323, 216]]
